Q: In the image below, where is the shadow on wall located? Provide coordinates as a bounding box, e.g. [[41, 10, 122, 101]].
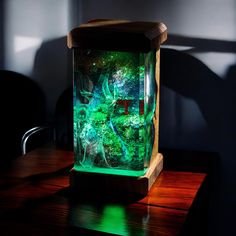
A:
[[33, 36, 73, 150], [160, 44, 236, 235], [33, 36, 72, 122], [160, 40, 236, 155], [160, 48, 223, 150]]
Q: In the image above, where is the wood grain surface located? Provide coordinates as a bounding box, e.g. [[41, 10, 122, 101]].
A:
[[0, 145, 207, 235]]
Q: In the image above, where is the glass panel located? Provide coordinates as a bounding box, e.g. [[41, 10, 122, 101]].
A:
[[73, 49, 156, 176]]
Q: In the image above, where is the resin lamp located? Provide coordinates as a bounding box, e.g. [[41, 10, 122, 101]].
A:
[[68, 20, 167, 196]]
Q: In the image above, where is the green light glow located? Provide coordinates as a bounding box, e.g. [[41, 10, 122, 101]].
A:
[[73, 49, 156, 176], [74, 165, 146, 177], [70, 204, 128, 235], [96, 205, 127, 235]]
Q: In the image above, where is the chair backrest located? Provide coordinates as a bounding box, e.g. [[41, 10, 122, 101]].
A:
[[54, 86, 73, 150], [0, 70, 46, 165]]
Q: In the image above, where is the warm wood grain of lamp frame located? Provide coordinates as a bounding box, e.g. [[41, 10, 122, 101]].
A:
[[68, 19, 167, 196]]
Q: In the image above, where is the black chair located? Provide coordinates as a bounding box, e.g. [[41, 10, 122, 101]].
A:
[[53, 86, 73, 150], [21, 86, 73, 154], [0, 70, 46, 166]]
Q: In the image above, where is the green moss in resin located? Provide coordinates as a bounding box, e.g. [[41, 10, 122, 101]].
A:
[[73, 50, 156, 176]]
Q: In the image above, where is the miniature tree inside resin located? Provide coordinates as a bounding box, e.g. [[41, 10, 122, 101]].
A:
[[73, 49, 156, 176]]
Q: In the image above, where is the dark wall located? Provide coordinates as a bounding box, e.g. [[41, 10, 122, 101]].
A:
[[77, 1, 236, 235], [0, 0, 4, 68]]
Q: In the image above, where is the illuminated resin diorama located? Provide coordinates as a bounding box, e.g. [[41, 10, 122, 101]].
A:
[[68, 20, 167, 195]]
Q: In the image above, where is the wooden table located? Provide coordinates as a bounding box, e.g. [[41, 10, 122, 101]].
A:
[[0, 145, 207, 235]]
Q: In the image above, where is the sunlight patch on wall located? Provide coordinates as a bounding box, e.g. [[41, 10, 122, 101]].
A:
[[192, 52, 236, 79], [14, 36, 42, 53], [161, 45, 194, 51]]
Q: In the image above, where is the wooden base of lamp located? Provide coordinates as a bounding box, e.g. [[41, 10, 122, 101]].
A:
[[70, 153, 163, 196]]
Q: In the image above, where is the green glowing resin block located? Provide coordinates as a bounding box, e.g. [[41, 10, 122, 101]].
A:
[[68, 20, 167, 195]]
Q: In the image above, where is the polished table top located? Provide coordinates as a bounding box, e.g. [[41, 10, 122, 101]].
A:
[[0, 145, 207, 235]]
